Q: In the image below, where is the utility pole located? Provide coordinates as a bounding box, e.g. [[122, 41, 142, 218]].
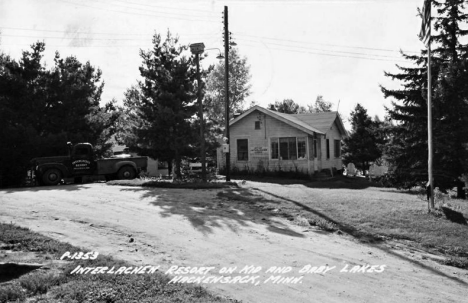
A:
[[224, 5, 231, 182], [419, 0, 434, 210], [427, 39, 434, 209]]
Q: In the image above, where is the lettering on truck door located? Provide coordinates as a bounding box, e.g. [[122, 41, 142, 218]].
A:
[[72, 146, 93, 175]]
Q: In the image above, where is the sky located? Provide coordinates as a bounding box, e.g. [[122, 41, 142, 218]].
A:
[[0, 0, 427, 129]]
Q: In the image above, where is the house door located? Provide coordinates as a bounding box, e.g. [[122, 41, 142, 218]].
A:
[[315, 139, 322, 171]]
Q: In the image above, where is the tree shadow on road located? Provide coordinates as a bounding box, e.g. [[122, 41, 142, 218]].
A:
[[0, 183, 95, 194], [118, 186, 306, 239]]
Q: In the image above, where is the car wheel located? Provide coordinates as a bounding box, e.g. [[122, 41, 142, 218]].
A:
[[117, 166, 136, 180]]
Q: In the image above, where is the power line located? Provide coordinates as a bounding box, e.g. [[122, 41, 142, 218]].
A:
[[99, 0, 218, 15], [1, 26, 418, 59], [57, 0, 219, 23], [240, 40, 409, 63], [0, 26, 151, 36], [238, 37, 407, 60], [92, 0, 218, 21], [236, 33, 420, 54], [0, 33, 215, 42]]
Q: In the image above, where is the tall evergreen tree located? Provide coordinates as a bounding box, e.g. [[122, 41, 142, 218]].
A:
[[0, 42, 116, 187], [342, 104, 383, 172], [119, 31, 199, 179], [381, 0, 468, 197]]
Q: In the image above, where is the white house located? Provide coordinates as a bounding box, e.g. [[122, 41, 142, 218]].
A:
[[217, 105, 348, 176]]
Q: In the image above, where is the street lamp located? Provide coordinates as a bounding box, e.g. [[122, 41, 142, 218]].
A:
[[189, 44, 224, 182], [189, 43, 207, 182], [205, 48, 224, 60]]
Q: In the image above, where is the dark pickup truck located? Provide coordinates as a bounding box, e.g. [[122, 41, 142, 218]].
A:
[[30, 142, 148, 186]]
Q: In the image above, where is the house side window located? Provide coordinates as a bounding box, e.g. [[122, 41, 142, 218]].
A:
[[326, 139, 330, 159], [313, 139, 317, 158], [255, 121, 261, 129], [297, 138, 306, 159], [271, 138, 279, 159], [237, 139, 249, 161], [334, 140, 341, 158]]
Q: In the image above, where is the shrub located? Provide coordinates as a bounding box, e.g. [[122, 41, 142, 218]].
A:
[[0, 283, 26, 302]]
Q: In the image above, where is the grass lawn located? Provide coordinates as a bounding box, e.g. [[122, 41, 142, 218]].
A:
[[0, 223, 237, 303], [237, 175, 468, 266]]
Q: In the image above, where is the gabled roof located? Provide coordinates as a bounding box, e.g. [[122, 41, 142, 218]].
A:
[[293, 112, 348, 137], [230, 106, 324, 136], [230, 105, 348, 137]]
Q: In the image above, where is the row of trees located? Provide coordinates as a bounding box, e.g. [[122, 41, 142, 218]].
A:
[[267, 96, 333, 114], [0, 42, 120, 187]]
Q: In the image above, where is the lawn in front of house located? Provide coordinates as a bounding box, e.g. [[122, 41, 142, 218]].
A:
[[243, 176, 468, 259]]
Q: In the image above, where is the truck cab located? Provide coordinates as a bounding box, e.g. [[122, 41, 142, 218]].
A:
[[70, 143, 96, 176]]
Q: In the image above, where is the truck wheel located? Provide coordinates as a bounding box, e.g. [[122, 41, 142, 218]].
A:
[[117, 166, 136, 180], [42, 169, 62, 186]]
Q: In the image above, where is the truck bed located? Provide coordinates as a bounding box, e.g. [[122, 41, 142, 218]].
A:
[[96, 156, 148, 175]]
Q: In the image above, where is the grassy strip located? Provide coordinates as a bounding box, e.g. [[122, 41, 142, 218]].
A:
[[0, 223, 238, 303], [107, 178, 239, 189], [241, 176, 468, 268]]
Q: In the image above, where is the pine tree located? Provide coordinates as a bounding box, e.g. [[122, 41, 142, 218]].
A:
[[0, 42, 115, 187], [342, 104, 383, 172], [382, 0, 468, 197], [120, 31, 199, 179]]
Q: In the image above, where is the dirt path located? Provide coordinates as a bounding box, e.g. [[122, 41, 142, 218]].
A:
[[1, 182, 467, 303]]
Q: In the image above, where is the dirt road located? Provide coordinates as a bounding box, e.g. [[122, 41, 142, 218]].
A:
[[1, 182, 467, 303]]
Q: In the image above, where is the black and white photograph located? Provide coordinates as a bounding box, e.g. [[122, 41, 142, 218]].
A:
[[1, 0, 467, 302]]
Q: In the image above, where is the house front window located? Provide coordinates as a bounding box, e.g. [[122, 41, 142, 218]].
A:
[[326, 139, 330, 159], [270, 137, 306, 160], [313, 139, 317, 158], [237, 139, 249, 161], [297, 138, 306, 159], [271, 138, 279, 159]]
